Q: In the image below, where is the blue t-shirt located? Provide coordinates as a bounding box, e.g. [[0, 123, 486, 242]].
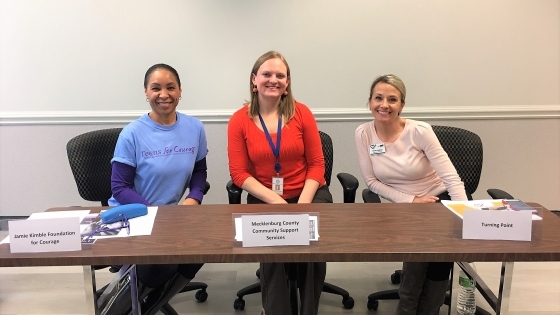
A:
[[108, 112, 207, 206]]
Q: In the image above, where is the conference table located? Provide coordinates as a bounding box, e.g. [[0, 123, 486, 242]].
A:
[[1, 203, 560, 315]]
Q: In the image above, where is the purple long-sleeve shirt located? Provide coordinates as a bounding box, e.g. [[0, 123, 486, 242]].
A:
[[111, 157, 208, 205]]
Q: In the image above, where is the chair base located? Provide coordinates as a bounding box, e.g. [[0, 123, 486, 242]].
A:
[[391, 270, 402, 284], [96, 278, 192, 315], [322, 282, 355, 309], [234, 282, 260, 310], [97, 279, 208, 305], [233, 281, 354, 311], [157, 282, 208, 315], [179, 282, 209, 302]]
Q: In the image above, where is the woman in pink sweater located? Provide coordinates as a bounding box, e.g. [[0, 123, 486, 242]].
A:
[[355, 74, 469, 315]]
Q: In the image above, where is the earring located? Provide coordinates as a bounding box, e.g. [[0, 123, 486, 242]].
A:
[[252, 87, 258, 92], [283, 90, 288, 95], [146, 98, 149, 102], [179, 97, 182, 100]]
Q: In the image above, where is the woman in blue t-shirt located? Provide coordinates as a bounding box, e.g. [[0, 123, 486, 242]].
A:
[[107, 63, 208, 315]]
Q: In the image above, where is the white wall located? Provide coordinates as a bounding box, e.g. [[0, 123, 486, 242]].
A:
[[0, 0, 559, 215], [1, 0, 559, 116], [1, 117, 559, 216]]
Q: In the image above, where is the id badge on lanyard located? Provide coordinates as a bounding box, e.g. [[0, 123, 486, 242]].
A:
[[272, 176, 283, 195], [259, 114, 283, 195]]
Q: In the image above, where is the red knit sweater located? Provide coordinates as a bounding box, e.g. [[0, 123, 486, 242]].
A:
[[228, 101, 325, 199]]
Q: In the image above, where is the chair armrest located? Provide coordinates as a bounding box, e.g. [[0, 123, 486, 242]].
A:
[[226, 180, 243, 204], [204, 181, 210, 195], [336, 173, 359, 203], [362, 188, 381, 203], [487, 188, 514, 199]]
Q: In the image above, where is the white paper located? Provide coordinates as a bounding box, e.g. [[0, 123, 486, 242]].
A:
[[241, 214, 310, 247], [235, 215, 319, 242], [9, 217, 82, 253], [463, 209, 533, 241], [125, 206, 158, 236], [441, 200, 541, 220], [80, 206, 158, 241], [1, 210, 90, 244]]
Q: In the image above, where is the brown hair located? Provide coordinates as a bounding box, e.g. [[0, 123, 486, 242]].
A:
[[248, 51, 295, 120]]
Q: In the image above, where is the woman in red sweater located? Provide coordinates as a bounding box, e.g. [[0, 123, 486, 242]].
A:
[[228, 51, 332, 315]]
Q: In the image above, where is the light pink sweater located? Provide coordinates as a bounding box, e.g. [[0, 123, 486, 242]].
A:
[[355, 119, 467, 203]]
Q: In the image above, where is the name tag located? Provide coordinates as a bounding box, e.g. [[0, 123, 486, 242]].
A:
[[241, 214, 310, 247], [463, 210, 532, 241], [369, 143, 386, 155], [9, 217, 81, 253], [272, 176, 283, 195]]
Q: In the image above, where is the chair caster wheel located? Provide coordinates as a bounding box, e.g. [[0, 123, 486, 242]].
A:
[[391, 272, 401, 285], [342, 296, 355, 309], [234, 298, 245, 310], [367, 298, 379, 311], [109, 265, 121, 273], [195, 289, 208, 302]]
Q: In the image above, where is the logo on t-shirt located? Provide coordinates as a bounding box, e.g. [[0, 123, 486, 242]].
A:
[[142, 146, 196, 158]]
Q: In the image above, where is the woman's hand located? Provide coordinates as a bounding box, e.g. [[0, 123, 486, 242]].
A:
[[182, 198, 200, 206], [412, 195, 439, 203], [270, 197, 288, 204], [241, 177, 287, 204]]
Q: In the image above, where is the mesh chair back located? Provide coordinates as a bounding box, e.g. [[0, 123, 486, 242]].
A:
[[66, 128, 122, 206], [319, 131, 333, 187], [432, 126, 483, 196]]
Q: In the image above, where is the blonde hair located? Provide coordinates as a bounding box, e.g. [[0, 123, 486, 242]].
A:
[[248, 51, 295, 120], [368, 74, 406, 106]]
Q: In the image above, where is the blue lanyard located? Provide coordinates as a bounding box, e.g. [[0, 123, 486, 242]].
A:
[[258, 114, 282, 174]]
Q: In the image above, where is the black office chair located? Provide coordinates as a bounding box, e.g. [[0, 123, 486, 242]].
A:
[[486, 189, 514, 200], [364, 125, 491, 315], [227, 131, 359, 313], [66, 128, 209, 315]]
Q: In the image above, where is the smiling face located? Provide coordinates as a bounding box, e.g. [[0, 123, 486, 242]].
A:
[[145, 69, 182, 125], [251, 58, 290, 103], [368, 82, 405, 123]]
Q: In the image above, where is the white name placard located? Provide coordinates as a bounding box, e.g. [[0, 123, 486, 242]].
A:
[[241, 214, 310, 247], [463, 210, 532, 241], [9, 217, 81, 253]]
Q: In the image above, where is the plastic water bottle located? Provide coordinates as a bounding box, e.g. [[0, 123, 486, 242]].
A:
[[457, 269, 476, 315]]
